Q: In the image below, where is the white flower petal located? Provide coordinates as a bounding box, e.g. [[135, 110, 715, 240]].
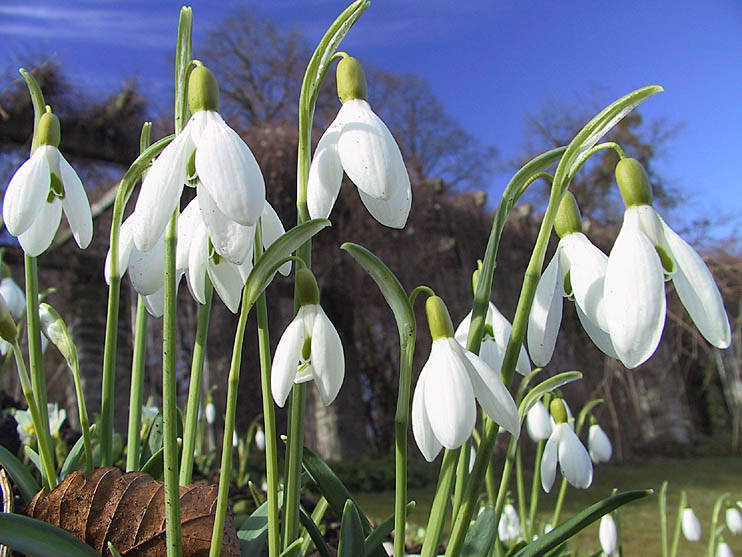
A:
[[58, 154, 92, 249], [195, 111, 265, 226], [18, 198, 62, 256], [423, 339, 476, 449], [726, 507, 742, 534], [186, 223, 209, 305], [310, 308, 345, 405], [271, 316, 305, 407], [716, 542, 733, 557], [557, 425, 593, 489], [177, 198, 202, 275], [142, 288, 165, 318], [575, 304, 618, 359], [0, 278, 25, 321], [105, 217, 136, 284], [587, 423, 613, 463], [526, 401, 552, 442], [559, 232, 607, 325], [337, 99, 406, 200], [527, 252, 563, 367], [604, 207, 666, 368], [541, 430, 558, 492], [3, 147, 51, 236], [356, 166, 411, 229], [487, 302, 531, 376], [197, 183, 254, 265], [127, 231, 165, 296], [411, 366, 442, 462], [599, 515, 618, 555], [261, 201, 291, 276], [208, 257, 244, 313], [681, 508, 702, 542], [464, 350, 519, 438], [659, 216, 731, 348], [132, 129, 193, 251], [307, 124, 343, 220]]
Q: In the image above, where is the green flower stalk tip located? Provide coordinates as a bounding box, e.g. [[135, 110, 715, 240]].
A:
[[296, 267, 320, 306], [336, 55, 368, 103], [549, 398, 568, 424], [615, 158, 653, 207], [0, 295, 17, 342], [471, 259, 484, 295], [36, 110, 60, 148], [425, 295, 454, 340], [554, 191, 583, 238], [188, 63, 220, 113]]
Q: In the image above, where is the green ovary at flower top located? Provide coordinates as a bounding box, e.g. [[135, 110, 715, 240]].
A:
[[604, 157, 731, 369], [307, 54, 412, 228], [3, 107, 92, 257], [412, 295, 519, 462], [130, 61, 266, 255]]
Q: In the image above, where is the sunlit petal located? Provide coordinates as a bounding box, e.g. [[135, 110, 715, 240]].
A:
[[411, 366, 442, 462], [464, 350, 520, 438], [208, 257, 244, 313], [186, 223, 209, 306], [0, 278, 25, 321], [177, 198, 202, 275], [18, 198, 62, 256], [558, 425, 593, 489], [261, 201, 291, 275], [527, 252, 563, 367], [526, 400, 552, 442], [575, 304, 617, 359], [58, 153, 92, 249], [271, 316, 304, 407], [487, 302, 530, 376], [128, 231, 165, 296], [559, 232, 607, 324], [587, 423, 612, 463], [356, 164, 411, 228], [105, 217, 135, 284], [541, 429, 558, 492], [310, 308, 345, 405], [307, 124, 343, 220], [142, 288, 165, 318], [3, 147, 50, 236], [197, 183, 254, 264]]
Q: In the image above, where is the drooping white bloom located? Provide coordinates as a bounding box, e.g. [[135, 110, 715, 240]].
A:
[[4, 145, 92, 256], [271, 302, 345, 408], [205, 402, 216, 425], [526, 400, 553, 442], [412, 336, 519, 462], [541, 422, 593, 492], [726, 507, 742, 534], [498, 503, 521, 543], [254, 428, 265, 451], [232, 430, 239, 448], [681, 507, 702, 541], [455, 301, 531, 376], [0, 277, 25, 321], [599, 514, 618, 555], [716, 542, 733, 557], [588, 423, 612, 463]]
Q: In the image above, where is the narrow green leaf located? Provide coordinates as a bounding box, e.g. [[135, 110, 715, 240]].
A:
[[515, 367, 543, 404], [364, 501, 415, 556], [278, 537, 304, 557], [18, 69, 45, 153], [338, 500, 365, 557], [23, 446, 42, 476], [298, 507, 332, 557], [575, 399, 604, 434], [0, 444, 39, 503], [0, 512, 100, 556], [236, 500, 269, 557], [461, 506, 497, 556], [514, 490, 653, 557], [59, 424, 96, 479], [518, 371, 582, 421], [107, 542, 123, 557], [244, 219, 331, 307]]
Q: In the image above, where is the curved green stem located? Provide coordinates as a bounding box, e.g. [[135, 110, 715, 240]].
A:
[[706, 493, 729, 557], [669, 491, 687, 557], [421, 448, 459, 557], [126, 297, 148, 472], [24, 256, 50, 436], [550, 476, 569, 526], [515, 445, 528, 539], [70, 357, 93, 475], [528, 441, 546, 534]]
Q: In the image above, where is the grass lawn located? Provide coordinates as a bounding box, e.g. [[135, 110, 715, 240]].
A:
[[356, 455, 742, 556]]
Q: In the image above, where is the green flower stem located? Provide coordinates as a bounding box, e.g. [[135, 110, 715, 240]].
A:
[[550, 476, 569, 526], [209, 288, 254, 557], [495, 435, 516, 514], [100, 272, 120, 466], [11, 341, 55, 491], [707, 493, 729, 557], [421, 448, 459, 557], [180, 282, 213, 485], [659, 481, 669, 557], [527, 441, 546, 534], [669, 491, 687, 557], [24, 256, 50, 433], [282, 384, 306, 550], [70, 351, 93, 475], [254, 227, 280, 557], [451, 440, 471, 522], [515, 445, 528, 540], [125, 297, 148, 472]]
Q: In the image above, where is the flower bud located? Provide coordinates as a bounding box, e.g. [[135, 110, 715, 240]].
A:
[[425, 295, 455, 340], [255, 428, 265, 451], [188, 62, 220, 113], [615, 158, 653, 208], [37, 107, 61, 148], [39, 303, 76, 366], [681, 507, 701, 541], [205, 402, 216, 425], [295, 268, 320, 307], [554, 192, 583, 238], [726, 507, 742, 534], [549, 398, 568, 425], [336, 55, 368, 103], [0, 295, 17, 342], [599, 514, 618, 555]]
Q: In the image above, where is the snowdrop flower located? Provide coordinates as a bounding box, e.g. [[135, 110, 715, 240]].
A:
[[588, 420, 612, 463], [604, 158, 731, 368], [232, 430, 239, 448], [726, 507, 742, 534], [271, 268, 345, 407], [141, 405, 159, 429], [0, 274, 25, 321], [412, 296, 519, 462], [254, 428, 265, 451], [3, 107, 92, 256], [131, 62, 265, 252], [681, 507, 702, 541], [307, 55, 411, 228], [15, 403, 66, 444], [528, 192, 616, 367], [716, 541, 733, 557], [205, 402, 216, 425], [526, 399, 553, 442], [541, 398, 592, 492], [599, 514, 618, 555], [498, 503, 521, 543]]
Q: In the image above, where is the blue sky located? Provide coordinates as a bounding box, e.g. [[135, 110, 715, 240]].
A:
[[1, 0, 740, 242]]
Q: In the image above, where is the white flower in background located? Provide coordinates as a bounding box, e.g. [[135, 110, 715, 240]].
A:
[[498, 503, 521, 543], [271, 268, 344, 407], [541, 398, 592, 492], [132, 63, 265, 252], [587, 422, 613, 463], [599, 514, 618, 555], [254, 428, 265, 451], [3, 109, 92, 256], [141, 405, 159, 429], [0, 276, 25, 321], [205, 402, 216, 425], [726, 507, 742, 534], [528, 192, 616, 367], [604, 158, 731, 368], [681, 507, 702, 542], [232, 430, 239, 448], [412, 296, 519, 462], [716, 541, 733, 557], [307, 55, 411, 229], [455, 301, 531, 376], [14, 403, 66, 444], [526, 400, 553, 442]]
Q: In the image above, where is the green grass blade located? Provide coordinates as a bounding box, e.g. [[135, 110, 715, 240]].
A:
[[0, 512, 100, 556], [0, 444, 39, 503]]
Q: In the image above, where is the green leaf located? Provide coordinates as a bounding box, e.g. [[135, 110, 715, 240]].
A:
[[338, 500, 365, 557], [364, 501, 415, 556], [18, 69, 46, 154], [0, 512, 100, 556], [514, 490, 653, 557], [518, 371, 582, 422], [278, 538, 303, 557], [575, 399, 604, 434], [24, 446, 42, 476], [244, 219, 331, 308], [299, 507, 332, 557], [461, 506, 498, 556], [0, 444, 39, 503], [59, 424, 96, 479], [236, 500, 269, 557], [341, 243, 415, 349], [107, 542, 123, 557]]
